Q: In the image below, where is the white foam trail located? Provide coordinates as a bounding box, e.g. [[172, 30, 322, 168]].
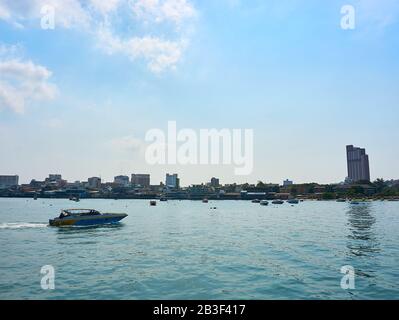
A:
[[0, 222, 48, 229]]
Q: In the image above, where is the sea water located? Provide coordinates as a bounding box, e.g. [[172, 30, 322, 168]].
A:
[[0, 198, 398, 300]]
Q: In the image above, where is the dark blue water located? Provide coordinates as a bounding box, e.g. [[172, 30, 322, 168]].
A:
[[0, 198, 398, 299]]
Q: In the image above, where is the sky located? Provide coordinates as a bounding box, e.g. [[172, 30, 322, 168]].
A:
[[0, 0, 398, 186]]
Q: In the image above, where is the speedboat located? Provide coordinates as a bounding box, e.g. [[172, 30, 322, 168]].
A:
[[272, 200, 284, 205], [49, 209, 127, 227], [150, 200, 157, 206], [287, 199, 299, 204], [260, 200, 269, 206]]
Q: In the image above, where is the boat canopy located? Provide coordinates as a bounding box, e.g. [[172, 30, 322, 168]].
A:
[[60, 209, 101, 217]]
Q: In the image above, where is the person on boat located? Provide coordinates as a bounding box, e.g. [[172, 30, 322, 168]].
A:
[[59, 211, 69, 219]]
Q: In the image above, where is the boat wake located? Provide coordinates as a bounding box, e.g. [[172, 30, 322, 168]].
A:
[[0, 222, 48, 230]]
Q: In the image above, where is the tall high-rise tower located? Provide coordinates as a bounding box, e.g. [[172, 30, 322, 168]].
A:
[[346, 145, 370, 183]]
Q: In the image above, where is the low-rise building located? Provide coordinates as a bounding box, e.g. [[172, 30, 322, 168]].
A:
[[166, 174, 179, 189], [210, 177, 220, 187], [131, 174, 150, 188], [114, 175, 130, 187], [0, 175, 19, 189], [88, 177, 101, 189], [283, 179, 293, 187]]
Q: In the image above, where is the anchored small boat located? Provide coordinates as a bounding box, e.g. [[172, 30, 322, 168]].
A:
[[160, 197, 168, 202], [287, 199, 299, 204], [202, 198, 209, 203], [272, 200, 284, 205], [150, 200, 157, 206], [260, 200, 269, 206], [252, 199, 261, 203], [49, 209, 127, 227]]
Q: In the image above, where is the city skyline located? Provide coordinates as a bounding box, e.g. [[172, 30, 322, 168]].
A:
[[1, 1, 398, 185], [0, 143, 397, 186]]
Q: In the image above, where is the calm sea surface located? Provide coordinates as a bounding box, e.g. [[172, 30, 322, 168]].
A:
[[0, 198, 398, 300]]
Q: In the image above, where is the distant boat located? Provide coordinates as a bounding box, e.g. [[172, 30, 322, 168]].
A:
[[150, 200, 157, 206], [49, 209, 127, 227], [388, 199, 399, 202], [160, 197, 168, 202], [252, 199, 261, 203], [272, 200, 284, 205], [260, 200, 269, 206], [336, 199, 346, 202], [287, 199, 299, 204], [202, 198, 209, 203]]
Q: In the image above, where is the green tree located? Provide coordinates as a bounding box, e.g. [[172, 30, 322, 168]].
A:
[[323, 192, 336, 200], [256, 181, 266, 188], [373, 178, 386, 193]]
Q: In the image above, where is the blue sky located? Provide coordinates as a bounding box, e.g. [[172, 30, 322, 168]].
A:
[[0, 0, 398, 185]]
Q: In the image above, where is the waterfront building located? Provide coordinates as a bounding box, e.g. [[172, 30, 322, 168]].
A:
[[131, 174, 150, 188], [283, 179, 293, 187], [48, 174, 62, 181], [188, 184, 215, 200], [44, 174, 67, 187], [88, 177, 101, 189], [210, 177, 220, 188], [114, 175, 130, 186], [29, 179, 44, 189], [0, 175, 19, 189], [346, 145, 371, 182], [166, 174, 179, 189]]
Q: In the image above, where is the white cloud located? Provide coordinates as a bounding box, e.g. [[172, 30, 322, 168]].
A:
[[129, 36, 187, 73], [90, 0, 121, 16], [131, 0, 196, 25], [0, 0, 197, 73], [97, 27, 188, 72], [0, 58, 57, 114], [0, 3, 10, 20], [0, 43, 23, 57]]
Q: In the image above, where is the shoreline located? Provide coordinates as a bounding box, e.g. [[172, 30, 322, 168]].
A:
[[0, 196, 397, 201]]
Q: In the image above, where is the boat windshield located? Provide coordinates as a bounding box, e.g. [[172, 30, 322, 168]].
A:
[[59, 209, 101, 218]]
